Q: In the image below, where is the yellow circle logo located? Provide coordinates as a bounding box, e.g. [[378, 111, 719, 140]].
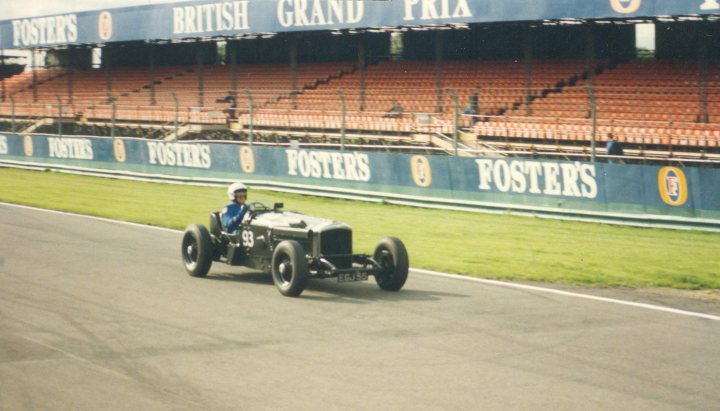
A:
[[411, 155, 432, 188], [610, 0, 642, 13], [113, 138, 126, 163], [23, 135, 33, 157], [239, 146, 255, 173], [658, 167, 688, 206], [98, 11, 113, 41]]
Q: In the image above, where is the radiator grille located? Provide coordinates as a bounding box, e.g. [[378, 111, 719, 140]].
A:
[[319, 228, 352, 268]]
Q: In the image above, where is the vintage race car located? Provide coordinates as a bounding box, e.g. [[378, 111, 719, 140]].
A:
[[181, 202, 409, 297]]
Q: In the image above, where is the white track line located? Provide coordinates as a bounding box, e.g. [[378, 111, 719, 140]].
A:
[[413, 268, 720, 321], [3, 202, 719, 322], [1, 202, 180, 233]]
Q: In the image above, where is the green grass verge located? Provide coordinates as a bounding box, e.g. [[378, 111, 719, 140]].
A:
[[2, 167, 719, 290]]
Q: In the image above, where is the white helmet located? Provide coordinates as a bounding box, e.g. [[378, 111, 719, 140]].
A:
[[227, 182, 248, 200]]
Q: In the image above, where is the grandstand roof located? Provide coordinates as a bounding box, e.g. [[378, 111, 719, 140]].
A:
[[1, 0, 719, 50]]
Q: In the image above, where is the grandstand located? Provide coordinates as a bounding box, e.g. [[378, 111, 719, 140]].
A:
[[480, 58, 720, 151], [1, 2, 719, 162]]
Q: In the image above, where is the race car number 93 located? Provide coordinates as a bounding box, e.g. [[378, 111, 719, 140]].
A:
[[241, 230, 254, 248]]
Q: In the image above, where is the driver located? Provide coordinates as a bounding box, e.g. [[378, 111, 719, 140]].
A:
[[222, 182, 253, 234]]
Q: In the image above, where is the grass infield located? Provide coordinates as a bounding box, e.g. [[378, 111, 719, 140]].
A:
[[1, 167, 719, 290]]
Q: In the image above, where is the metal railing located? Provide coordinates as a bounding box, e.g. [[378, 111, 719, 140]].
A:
[[0, 83, 717, 161]]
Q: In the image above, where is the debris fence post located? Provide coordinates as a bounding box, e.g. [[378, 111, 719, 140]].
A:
[[55, 94, 63, 137], [448, 88, 459, 156], [172, 91, 179, 138], [10, 96, 15, 133], [108, 93, 117, 138], [338, 88, 346, 151], [245, 88, 254, 146], [586, 83, 597, 163]]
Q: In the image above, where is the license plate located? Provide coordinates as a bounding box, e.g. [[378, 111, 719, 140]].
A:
[[338, 272, 368, 283]]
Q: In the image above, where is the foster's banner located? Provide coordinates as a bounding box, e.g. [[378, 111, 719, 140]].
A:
[[1, 133, 719, 223]]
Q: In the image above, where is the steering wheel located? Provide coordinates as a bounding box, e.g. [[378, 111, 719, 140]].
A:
[[241, 209, 254, 223], [251, 202, 269, 211]]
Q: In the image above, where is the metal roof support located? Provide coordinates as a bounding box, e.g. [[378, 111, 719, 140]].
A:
[[149, 43, 156, 106], [585, 24, 596, 85], [358, 34, 366, 112], [1, 62, 5, 102], [435, 30, 444, 114], [585, 24, 597, 163], [290, 36, 298, 110], [196, 40, 204, 108], [66, 47, 74, 106], [230, 40, 238, 97], [31, 49, 37, 103], [523, 25, 533, 117], [105, 48, 112, 98], [698, 21, 709, 123]]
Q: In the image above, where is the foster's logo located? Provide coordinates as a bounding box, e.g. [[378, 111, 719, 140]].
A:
[[23, 135, 33, 157], [240, 146, 255, 173], [98, 11, 113, 41], [411, 155, 432, 188], [113, 138, 126, 163], [700, 0, 720, 11], [658, 167, 688, 206], [610, 0, 642, 13]]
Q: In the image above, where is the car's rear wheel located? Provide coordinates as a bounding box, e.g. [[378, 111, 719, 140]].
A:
[[373, 237, 409, 291], [271, 240, 309, 297], [182, 224, 213, 277]]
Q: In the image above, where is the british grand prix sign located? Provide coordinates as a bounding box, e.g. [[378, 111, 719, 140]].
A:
[[2, 0, 719, 49]]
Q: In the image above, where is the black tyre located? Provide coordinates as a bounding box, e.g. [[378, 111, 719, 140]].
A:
[[181, 224, 214, 278], [271, 240, 309, 297], [373, 237, 409, 291]]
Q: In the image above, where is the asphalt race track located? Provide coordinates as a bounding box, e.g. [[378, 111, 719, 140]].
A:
[[1, 203, 719, 410]]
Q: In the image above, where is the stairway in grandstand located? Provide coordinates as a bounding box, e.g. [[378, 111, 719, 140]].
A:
[[249, 59, 593, 137]]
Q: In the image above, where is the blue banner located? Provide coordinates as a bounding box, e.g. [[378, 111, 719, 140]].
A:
[[1, 0, 719, 49], [1, 133, 719, 223]]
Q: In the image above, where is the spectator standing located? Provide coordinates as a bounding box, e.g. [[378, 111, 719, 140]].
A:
[[606, 134, 624, 163]]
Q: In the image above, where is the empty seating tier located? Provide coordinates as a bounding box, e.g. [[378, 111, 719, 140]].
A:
[[0, 58, 717, 150], [478, 59, 720, 148]]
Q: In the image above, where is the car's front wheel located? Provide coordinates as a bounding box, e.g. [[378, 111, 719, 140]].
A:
[[181, 224, 213, 277], [373, 237, 409, 291], [271, 240, 309, 297]]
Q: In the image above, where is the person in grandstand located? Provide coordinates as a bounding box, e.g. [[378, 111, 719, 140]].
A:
[[222, 182, 253, 234], [223, 92, 238, 125], [463, 92, 480, 124], [606, 133, 624, 163], [383, 100, 404, 118]]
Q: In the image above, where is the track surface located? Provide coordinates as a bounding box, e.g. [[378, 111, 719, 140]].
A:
[[1, 204, 719, 410]]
